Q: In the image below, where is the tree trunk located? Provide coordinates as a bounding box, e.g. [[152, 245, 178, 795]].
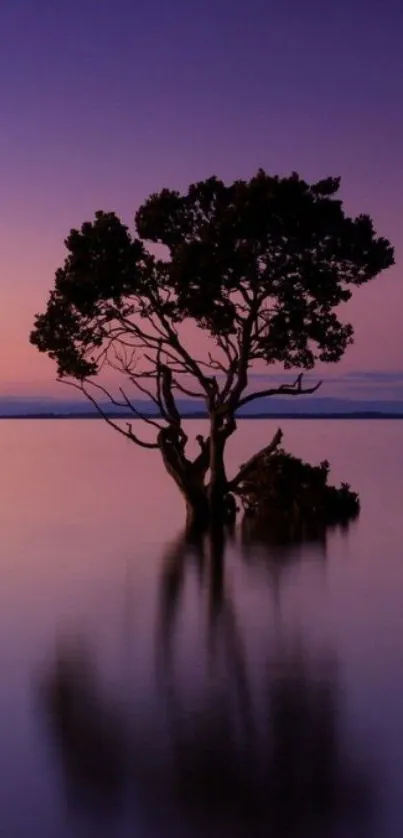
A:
[[158, 417, 236, 535], [184, 486, 211, 534], [167, 466, 210, 534], [158, 429, 210, 535], [208, 413, 229, 528]]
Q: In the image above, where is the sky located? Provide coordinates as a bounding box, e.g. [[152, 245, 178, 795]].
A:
[[1, 0, 403, 401]]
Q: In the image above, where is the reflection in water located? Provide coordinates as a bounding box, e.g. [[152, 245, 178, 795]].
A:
[[40, 523, 372, 837], [40, 644, 129, 818], [241, 512, 360, 602], [242, 506, 359, 560]]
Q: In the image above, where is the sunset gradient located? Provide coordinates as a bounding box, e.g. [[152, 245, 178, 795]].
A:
[[1, 0, 402, 397]]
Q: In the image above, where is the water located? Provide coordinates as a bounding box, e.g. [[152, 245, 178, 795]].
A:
[[0, 418, 402, 837]]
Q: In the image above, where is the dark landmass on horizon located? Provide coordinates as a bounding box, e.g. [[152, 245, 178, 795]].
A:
[[2, 395, 403, 419], [2, 411, 403, 421]]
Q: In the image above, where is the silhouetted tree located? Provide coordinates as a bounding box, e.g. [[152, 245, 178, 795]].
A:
[[30, 171, 394, 530]]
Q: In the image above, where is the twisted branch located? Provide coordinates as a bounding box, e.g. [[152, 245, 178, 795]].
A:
[[229, 427, 283, 492]]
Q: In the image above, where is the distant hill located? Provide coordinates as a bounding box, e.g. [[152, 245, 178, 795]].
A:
[[2, 395, 403, 418]]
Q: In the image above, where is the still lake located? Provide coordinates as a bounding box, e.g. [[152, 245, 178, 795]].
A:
[[1, 418, 403, 837]]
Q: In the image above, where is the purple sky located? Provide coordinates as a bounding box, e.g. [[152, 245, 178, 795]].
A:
[[1, 0, 402, 397]]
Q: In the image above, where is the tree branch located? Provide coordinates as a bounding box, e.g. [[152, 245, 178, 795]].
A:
[[237, 374, 322, 410], [228, 296, 260, 409], [147, 290, 212, 393], [58, 379, 160, 449], [118, 386, 163, 429], [193, 434, 211, 477], [155, 344, 171, 423], [161, 364, 181, 425], [120, 367, 164, 414], [172, 378, 205, 399], [229, 427, 283, 492]]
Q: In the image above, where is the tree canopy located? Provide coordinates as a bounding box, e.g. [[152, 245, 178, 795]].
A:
[[31, 170, 393, 427], [30, 170, 394, 527]]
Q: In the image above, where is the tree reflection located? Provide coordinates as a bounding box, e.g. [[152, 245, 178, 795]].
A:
[[241, 504, 358, 559], [40, 522, 372, 837], [240, 506, 359, 600], [40, 642, 129, 818]]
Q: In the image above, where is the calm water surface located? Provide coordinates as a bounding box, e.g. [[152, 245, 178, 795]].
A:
[[0, 419, 403, 837]]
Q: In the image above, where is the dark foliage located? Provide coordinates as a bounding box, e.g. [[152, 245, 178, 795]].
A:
[[30, 170, 393, 397], [238, 448, 360, 534], [29, 171, 393, 525]]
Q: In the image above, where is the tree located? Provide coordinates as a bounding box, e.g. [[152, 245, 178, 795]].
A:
[[30, 171, 394, 530]]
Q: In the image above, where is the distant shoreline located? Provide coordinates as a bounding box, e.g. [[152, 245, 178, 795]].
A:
[[1, 412, 403, 420]]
